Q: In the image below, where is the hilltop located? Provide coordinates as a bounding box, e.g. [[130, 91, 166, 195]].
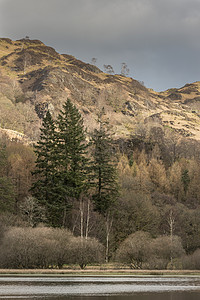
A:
[[0, 38, 200, 156]]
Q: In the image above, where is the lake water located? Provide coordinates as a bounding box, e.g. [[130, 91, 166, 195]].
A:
[[0, 276, 200, 299]]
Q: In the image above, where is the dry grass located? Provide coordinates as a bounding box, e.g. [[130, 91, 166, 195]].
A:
[[1, 38, 200, 143], [1, 267, 200, 276]]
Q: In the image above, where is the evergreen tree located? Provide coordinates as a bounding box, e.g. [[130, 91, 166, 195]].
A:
[[31, 100, 89, 228], [57, 99, 89, 200], [181, 169, 190, 194], [91, 110, 119, 262], [91, 112, 118, 215], [57, 99, 89, 228], [31, 111, 60, 226]]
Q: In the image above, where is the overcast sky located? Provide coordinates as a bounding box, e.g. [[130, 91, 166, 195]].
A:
[[0, 0, 200, 91]]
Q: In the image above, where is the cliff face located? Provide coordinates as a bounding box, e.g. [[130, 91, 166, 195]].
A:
[[0, 38, 200, 148]]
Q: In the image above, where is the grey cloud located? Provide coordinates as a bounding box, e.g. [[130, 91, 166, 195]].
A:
[[1, 0, 200, 91]]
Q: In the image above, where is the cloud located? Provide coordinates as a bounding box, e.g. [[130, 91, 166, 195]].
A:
[[1, 0, 200, 90]]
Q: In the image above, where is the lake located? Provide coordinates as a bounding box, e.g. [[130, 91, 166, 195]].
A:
[[0, 276, 200, 299]]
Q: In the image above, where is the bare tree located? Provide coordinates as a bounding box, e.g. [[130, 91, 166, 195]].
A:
[[19, 196, 46, 227], [103, 64, 115, 74], [121, 62, 129, 76], [91, 58, 97, 66], [168, 209, 176, 268]]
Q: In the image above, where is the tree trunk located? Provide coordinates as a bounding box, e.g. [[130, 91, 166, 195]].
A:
[[80, 196, 84, 239], [85, 197, 90, 240], [168, 209, 175, 268], [105, 212, 113, 263]]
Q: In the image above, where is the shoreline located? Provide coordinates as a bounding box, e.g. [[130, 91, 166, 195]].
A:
[[1, 269, 200, 276]]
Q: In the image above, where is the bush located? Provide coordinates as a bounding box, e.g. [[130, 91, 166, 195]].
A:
[[149, 235, 185, 269], [182, 249, 200, 270], [115, 231, 151, 269], [0, 227, 104, 269], [48, 228, 74, 268], [71, 237, 104, 269], [115, 231, 185, 269], [0, 227, 54, 268]]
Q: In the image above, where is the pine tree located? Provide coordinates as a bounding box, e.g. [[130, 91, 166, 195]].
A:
[[181, 168, 190, 194], [91, 112, 118, 215], [57, 99, 89, 229], [57, 99, 89, 198], [31, 101, 90, 228], [91, 110, 119, 262], [31, 111, 61, 226]]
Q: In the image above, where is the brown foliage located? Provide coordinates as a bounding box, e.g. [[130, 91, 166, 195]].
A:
[[0, 227, 104, 269]]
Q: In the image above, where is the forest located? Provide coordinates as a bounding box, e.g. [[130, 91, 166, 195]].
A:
[[1, 99, 200, 270]]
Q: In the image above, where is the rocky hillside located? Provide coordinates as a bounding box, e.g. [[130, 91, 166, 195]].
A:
[[0, 38, 200, 150]]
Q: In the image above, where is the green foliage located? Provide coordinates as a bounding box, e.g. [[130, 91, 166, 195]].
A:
[[31, 111, 61, 226], [3, 96, 200, 266], [31, 100, 89, 227], [91, 111, 119, 215], [181, 169, 190, 194], [57, 99, 89, 199], [113, 191, 160, 244]]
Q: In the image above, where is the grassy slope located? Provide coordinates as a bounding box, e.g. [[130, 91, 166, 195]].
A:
[[1, 38, 200, 142]]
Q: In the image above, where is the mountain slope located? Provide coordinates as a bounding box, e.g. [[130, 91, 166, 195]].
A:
[[0, 38, 200, 146]]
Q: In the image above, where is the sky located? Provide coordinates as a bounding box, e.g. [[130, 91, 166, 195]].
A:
[[0, 0, 200, 91]]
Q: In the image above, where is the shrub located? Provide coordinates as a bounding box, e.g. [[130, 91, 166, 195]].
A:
[[182, 248, 200, 270], [115, 231, 151, 269], [71, 237, 104, 269], [0, 227, 54, 268], [115, 231, 185, 269], [48, 228, 74, 268], [0, 227, 103, 269]]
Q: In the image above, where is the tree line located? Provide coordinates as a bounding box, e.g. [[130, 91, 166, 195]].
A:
[[30, 99, 118, 262], [1, 99, 200, 269]]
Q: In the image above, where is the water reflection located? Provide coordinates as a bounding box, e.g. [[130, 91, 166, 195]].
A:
[[0, 276, 200, 299]]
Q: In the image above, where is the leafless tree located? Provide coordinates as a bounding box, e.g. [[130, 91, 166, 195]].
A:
[[121, 62, 129, 76], [103, 64, 115, 74], [91, 58, 97, 66]]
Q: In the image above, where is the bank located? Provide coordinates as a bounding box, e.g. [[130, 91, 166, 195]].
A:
[[1, 268, 200, 276]]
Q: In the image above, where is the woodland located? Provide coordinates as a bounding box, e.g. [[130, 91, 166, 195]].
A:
[[1, 98, 200, 270]]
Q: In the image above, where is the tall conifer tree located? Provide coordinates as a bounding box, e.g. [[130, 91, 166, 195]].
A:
[[91, 110, 119, 261], [57, 99, 89, 200], [56, 99, 89, 228], [31, 111, 62, 226], [32, 100, 89, 228], [91, 112, 118, 214]]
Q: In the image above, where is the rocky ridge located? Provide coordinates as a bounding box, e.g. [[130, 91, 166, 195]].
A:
[[0, 38, 200, 147]]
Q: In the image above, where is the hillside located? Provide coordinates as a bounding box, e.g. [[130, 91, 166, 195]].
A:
[[2, 38, 200, 267], [0, 38, 200, 151]]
